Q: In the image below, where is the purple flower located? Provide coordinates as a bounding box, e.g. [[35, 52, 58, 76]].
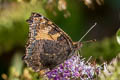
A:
[[45, 55, 101, 80]]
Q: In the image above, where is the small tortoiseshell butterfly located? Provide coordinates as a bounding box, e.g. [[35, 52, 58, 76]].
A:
[[23, 12, 85, 72]]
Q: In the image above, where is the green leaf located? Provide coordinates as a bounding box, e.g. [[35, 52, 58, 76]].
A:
[[116, 29, 120, 45]]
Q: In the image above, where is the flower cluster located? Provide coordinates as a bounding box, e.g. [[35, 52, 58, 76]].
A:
[[46, 55, 101, 80]]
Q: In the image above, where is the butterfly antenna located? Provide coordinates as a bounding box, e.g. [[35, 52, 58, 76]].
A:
[[78, 22, 97, 42]]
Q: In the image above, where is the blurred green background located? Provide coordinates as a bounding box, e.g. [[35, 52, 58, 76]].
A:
[[0, 0, 120, 80]]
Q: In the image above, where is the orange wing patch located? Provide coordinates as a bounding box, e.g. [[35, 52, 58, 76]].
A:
[[35, 29, 61, 40]]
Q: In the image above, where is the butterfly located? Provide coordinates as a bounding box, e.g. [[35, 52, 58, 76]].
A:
[[23, 12, 95, 72]]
